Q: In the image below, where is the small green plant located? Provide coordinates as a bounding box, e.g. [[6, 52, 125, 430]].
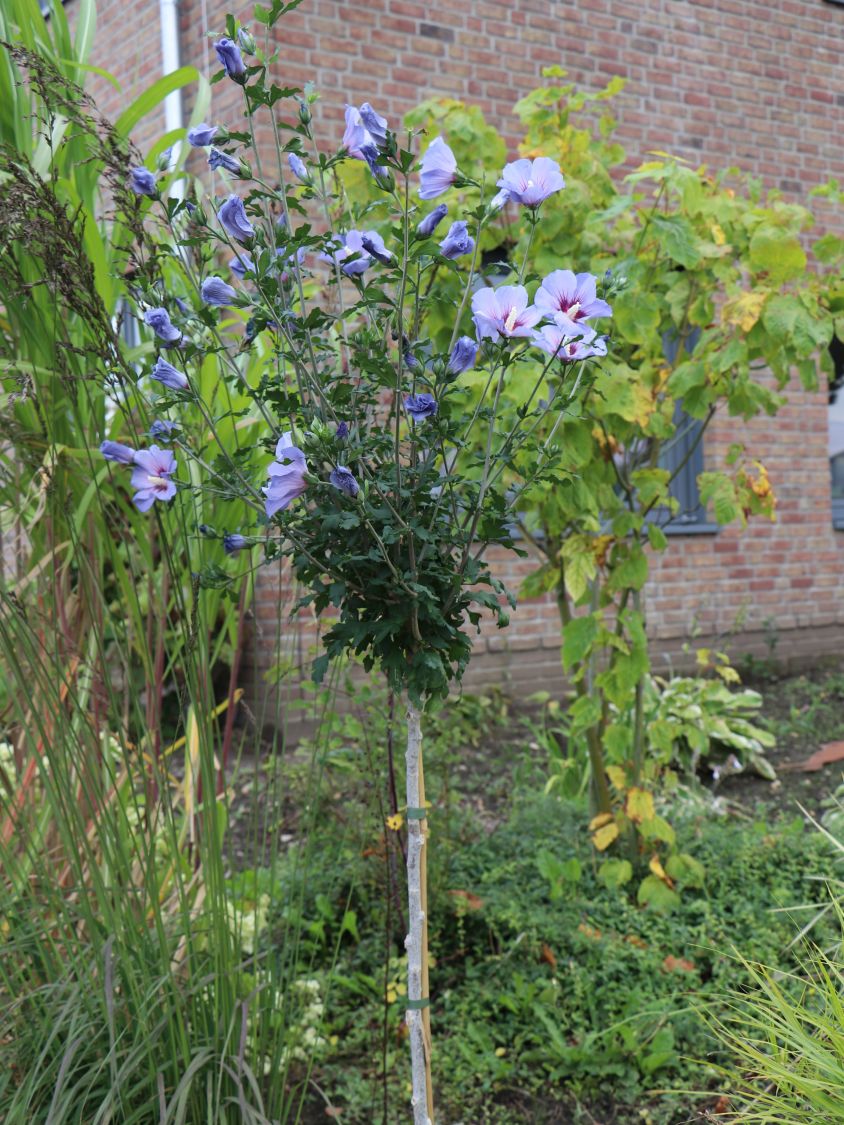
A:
[[711, 914, 844, 1123], [638, 670, 777, 780]]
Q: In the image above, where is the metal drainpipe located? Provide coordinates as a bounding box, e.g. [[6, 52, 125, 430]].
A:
[[159, 0, 185, 198]]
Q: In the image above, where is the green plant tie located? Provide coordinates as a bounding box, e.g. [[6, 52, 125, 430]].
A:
[[406, 997, 430, 1010], [405, 807, 428, 820]]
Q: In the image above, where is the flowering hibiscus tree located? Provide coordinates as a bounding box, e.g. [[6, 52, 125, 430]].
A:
[[107, 11, 613, 1119]]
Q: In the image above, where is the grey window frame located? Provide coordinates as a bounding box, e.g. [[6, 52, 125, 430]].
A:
[[649, 328, 718, 536]]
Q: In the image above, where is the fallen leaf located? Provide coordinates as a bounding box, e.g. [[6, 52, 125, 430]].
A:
[[624, 934, 648, 950], [782, 741, 844, 773], [662, 955, 696, 973], [540, 943, 557, 969]]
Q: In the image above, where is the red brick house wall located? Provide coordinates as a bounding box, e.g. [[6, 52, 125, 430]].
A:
[[68, 0, 844, 712]]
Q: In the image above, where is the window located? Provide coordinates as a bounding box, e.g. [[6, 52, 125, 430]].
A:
[[830, 337, 844, 530], [652, 327, 716, 534]]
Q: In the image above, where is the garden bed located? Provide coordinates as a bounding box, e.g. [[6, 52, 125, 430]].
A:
[[224, 661, 844, 1124]]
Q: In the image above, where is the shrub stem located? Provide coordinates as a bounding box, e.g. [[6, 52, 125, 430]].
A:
[[404, 699, 434, 1123]]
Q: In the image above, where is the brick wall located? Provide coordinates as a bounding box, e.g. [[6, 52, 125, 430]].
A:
[[78, 0, 844, 195], [68, 0, 844, 711]]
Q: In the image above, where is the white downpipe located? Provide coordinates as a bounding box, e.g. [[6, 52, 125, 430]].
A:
[[159, 0, 185, 198]]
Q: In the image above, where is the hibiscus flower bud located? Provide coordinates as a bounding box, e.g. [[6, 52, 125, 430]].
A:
[[129, 167, 157, 197], [214, 37, 246, 83]]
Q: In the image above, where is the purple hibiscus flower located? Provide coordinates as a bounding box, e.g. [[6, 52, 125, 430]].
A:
[[264, 432, 308, 517], [150, 357, 189, 390], [149, 419, 177, 441], [416, 203, 447, 238], [361, 232, 393, 265], [419, 137, 457, 200], [144, 307, 182, 345], [214, 37, 246, 82], [188, 124, 218, 147], [532, 324, 608, 362], [230, 252, 255, 279], [131, 446, 177, 512], [208, 148, 241, 175], [278, 246, 307, 285], [201, 276, 238, 307], [223, 533, 248, 555], [496, 156, 565, 208], [319, 230, 374, 277], [342, 102, 389, 159], [359, 103, 388, 149], [288, 152, 310, 182], [218, 194, 254, 243], [448, 336, 478, 375], [329, 466, 359, 497], [336, 421, 350, 439], [405, 393, 438, 423], [535, 269, 613, 333], [488, 188, 510, 213], [360, 142, 389, 185], [130, 167, 157, 196], [471, 285, 542, 341], [342, 105, 372, 159], [100, 440, 136, 464], [439, 220, 474, 260]]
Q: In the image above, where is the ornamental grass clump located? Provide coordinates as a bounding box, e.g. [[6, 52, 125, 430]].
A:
[[102, 8, 614, 1118]]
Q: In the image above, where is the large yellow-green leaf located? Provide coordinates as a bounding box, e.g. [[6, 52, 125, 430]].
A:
[[749, 225, 806, 283]]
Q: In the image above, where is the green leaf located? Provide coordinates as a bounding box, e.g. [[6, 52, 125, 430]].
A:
[[608, 547, 648, 592], [639, 814, 676, 846], [568, 693, 602, 733], [698, 473, 741, 525], [598, 858, 633, 889], [114, 66, 200, 139], [562, 613, 598, 671], [665, 852, 705, 888], [520, 563, 560, 600], [647, 523, 668, 551], [651, 214, 701, 269], [560, 540, 596, 603], [641, 1025, 676, 1074], [613, 290, 660, 344], [749, 225, 807, 283], [637, 874, 680, 912], [666, 360, 706, 398], [761, 293, 830, 357], [814, 232, 844, 264]]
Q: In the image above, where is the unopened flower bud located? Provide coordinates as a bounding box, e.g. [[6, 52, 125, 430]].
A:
[[237, 26, 256, 55], [297, 98, 312, 127]]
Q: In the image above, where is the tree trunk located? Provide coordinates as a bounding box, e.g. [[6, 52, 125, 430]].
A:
[[404, 699, 434, 1124]]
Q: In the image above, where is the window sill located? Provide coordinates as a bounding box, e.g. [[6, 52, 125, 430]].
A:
[[646, 509, 720, 537], [659, 521, 720, 537]]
